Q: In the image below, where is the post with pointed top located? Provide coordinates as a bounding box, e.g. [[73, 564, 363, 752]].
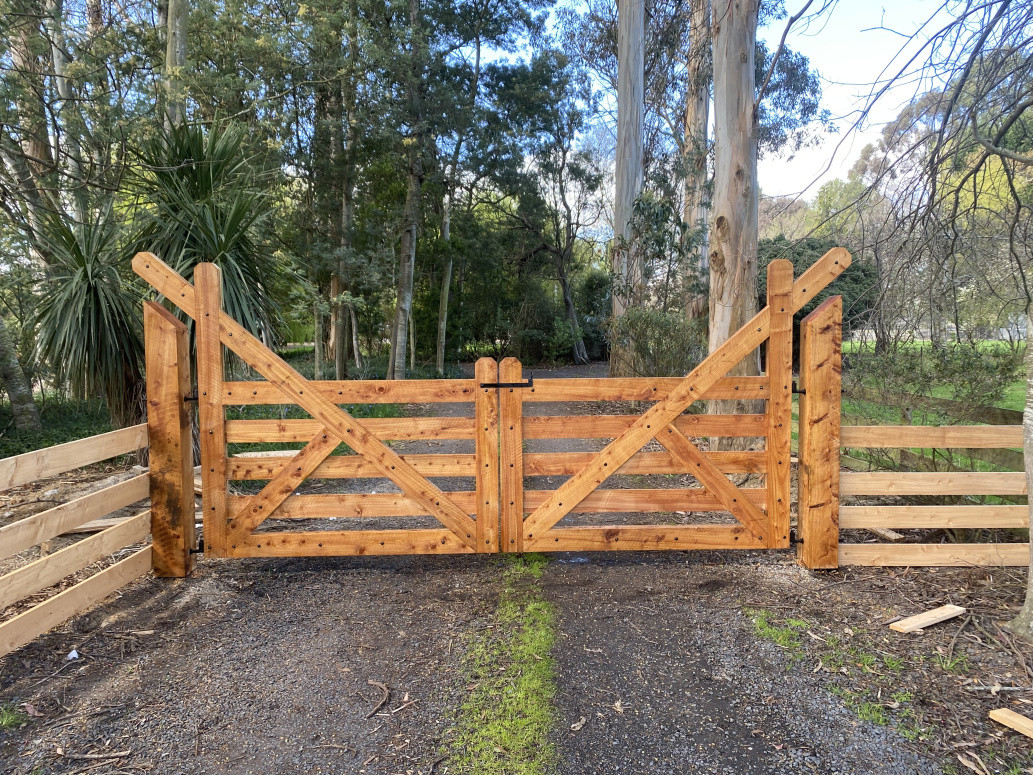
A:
[[474, 358, 500, 553], [797, 296, 842, 569]]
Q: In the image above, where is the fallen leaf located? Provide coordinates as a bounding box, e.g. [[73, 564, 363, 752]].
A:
[[612, 701, 624, 715], [571, 716, 587, 732], [21, 703, 42, 718]]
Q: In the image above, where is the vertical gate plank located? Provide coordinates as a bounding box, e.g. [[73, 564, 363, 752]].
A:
[[766, 259, 794, 548], [195, 264, 229, 558], [499, 357, 524, 552], [797, 296, 842, 569], [474, 359, 500, 552], [144, 302, 196, 577]]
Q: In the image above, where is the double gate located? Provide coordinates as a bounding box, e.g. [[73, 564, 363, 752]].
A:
[[135, 249, 849, 566]]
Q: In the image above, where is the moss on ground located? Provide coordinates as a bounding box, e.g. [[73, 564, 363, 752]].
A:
[[446, 554, 558, 775]]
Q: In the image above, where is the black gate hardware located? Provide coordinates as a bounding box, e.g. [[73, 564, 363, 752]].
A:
[[479, 375, 534, 389]]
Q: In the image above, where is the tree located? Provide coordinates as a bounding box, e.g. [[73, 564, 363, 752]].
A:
[[0, 314, 41, 431], [610, 0, 645, 377]]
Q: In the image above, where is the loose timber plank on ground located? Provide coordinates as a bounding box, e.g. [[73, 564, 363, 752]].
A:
[[840, 425, 1021, 449], [0, 474, 149, 561], [989, 708, 1033, 739], [0, 425, 148, 493], [0, 511, 150, 611], [889, 604, 967, 633], [838, 543, 1028, 567], [0, 546, 152, 658]]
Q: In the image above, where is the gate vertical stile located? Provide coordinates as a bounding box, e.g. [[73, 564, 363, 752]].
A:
[[499, 357, 524, 553], [195, 264, 229, 558], [766, 260, 794, 548], [474, 358, 500, 553]]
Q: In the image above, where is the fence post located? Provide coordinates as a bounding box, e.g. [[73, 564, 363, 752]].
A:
[[766, 259, 794, 548], [474, 358, 500, 553], [797, 296, 842, 570], [144, 301, 196, 577], [499, 357, 525, 553], [195, 263, 229, 557]]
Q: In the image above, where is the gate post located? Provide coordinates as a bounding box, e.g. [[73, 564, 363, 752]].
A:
[[144, 302, 196, 577], [797, 296, 842, 569], [195, 264, 229, 557], [474, 358, 500, 552], [766, 259, 794, 548]]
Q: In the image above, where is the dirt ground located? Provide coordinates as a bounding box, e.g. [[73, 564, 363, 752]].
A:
[[1, 363, 1032, 774]]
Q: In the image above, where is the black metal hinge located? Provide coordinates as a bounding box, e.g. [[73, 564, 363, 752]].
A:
[[792, 382, 805, 395], [184, 391, 199, 403], [479, 375, 534, 389]]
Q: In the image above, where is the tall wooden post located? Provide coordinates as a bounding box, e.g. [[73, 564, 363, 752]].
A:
[[797, 296, 842, 569], [195, 263, 229, 557], [766, 259, 793, 548], [499, 357, 525, 553], [474, 358, 500, 553], [144, 302, 196, 577]]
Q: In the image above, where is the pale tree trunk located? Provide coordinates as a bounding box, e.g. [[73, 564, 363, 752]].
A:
[[313, 298, 323, 380], [1008, 311, 1033, 640], [610, 0, 645, 378], [436, 194, 453, 375], [45, 0, 86, 224], [388, 185, 418, 379], [164, 0, 188, 127], [559, 269, 589, 365], [409, 308, 416, 371], [0, 315, 41, 432], [349, 304, 363, 369], [709, 0, 760, 447], [684, 0, 710, 321]]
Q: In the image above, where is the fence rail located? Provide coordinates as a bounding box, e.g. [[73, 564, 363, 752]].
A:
[[0, 425, 153, 658], [832, 423, 1027, 567]]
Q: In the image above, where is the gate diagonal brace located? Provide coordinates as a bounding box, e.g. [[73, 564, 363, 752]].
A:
[[133, 252, 479, 551], [654, 426, 768, 542], [521, 249, 851, 540]]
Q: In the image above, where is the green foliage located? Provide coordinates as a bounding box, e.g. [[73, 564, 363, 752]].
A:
[[34, 207, 144, 426], [0, 398, 111, 458], [608, 308, 707, 378], [745, 608, 807, 663], [132, 121, 283, 339], [758, 235, 877, 335]]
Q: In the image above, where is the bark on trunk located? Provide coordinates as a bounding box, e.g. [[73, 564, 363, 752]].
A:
[[683, 0, 710, 322], [709, 0, 760, 447], [436, 250, 453, 375], [349, 304, 363, 369], [388, 184, 418, 379], [1008, 311, 1033, 640], [610, 0, 645, 378], [559, 269, 589, 365], [164, 0, 188, 127], [0, 315, 41, 432], [313, 297, 323, 380]]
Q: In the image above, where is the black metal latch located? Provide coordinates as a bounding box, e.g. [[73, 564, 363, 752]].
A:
[[479, 375, 534, 389]]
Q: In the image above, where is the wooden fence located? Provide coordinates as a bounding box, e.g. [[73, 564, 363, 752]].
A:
[[0, 426, 153, 658], [794, 307, 1028, 568]]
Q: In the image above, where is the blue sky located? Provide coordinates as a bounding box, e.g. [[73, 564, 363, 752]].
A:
[[756, 0, 947, 199]]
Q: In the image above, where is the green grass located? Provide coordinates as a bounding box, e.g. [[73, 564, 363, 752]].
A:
[[0, 702, 28, 730], [745, 608, 807, 663], [446, 554, 558, 775]]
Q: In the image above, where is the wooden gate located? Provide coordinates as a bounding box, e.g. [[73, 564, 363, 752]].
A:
[[134, 248, 849, 561]]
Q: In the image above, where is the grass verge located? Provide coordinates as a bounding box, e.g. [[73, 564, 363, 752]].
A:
[[446, 554, 558, 775]]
